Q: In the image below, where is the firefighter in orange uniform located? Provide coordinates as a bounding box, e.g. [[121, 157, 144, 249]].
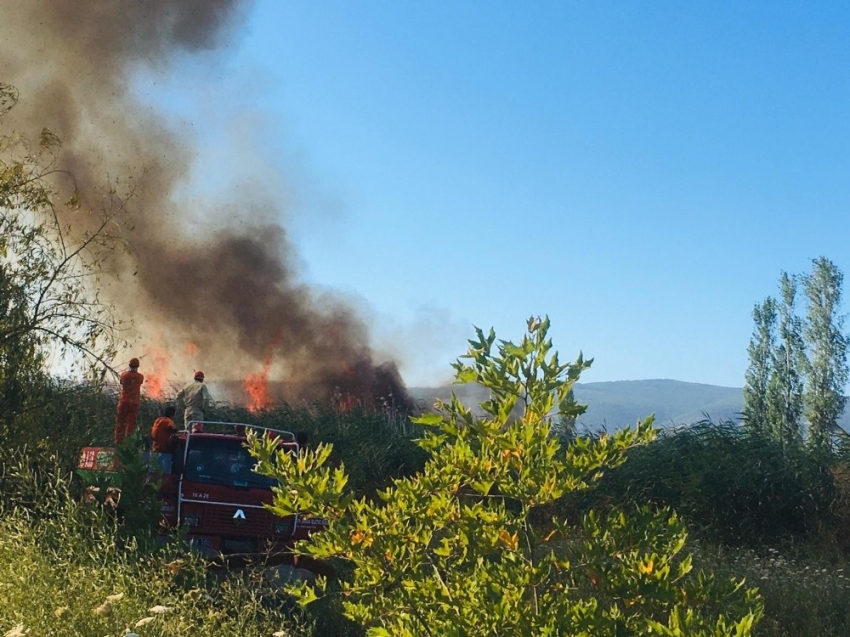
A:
[[151, 405, 178, 452], [115, 357, 144, 445]]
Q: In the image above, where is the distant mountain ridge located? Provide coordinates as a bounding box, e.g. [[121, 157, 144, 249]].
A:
[[570, 379, 743, 429], [409, 379, 744, 429], [410, 379, 850, 431]]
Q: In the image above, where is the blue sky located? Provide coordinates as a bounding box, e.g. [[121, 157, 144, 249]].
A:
[[139, 1, 850, 388]]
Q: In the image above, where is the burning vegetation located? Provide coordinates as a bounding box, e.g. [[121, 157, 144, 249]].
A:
[[243, 348, 275, 413]]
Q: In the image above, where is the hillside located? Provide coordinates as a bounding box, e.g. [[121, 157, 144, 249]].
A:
[[410, 379, 745, 430], [572, 379, 744, 429], [410, 379, 850, 432]]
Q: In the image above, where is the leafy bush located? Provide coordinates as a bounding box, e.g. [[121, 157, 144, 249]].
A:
[[575, 419, 835, 546], [0, 377, 118, 465], [252, 318, 763, 636]]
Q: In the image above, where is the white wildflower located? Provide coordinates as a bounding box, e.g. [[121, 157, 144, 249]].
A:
[[92, 600, 112, 615], [4, 624, 27, 637], [135, 617, 155, 628], [106, 593, 125, 603], [148, 605, 173, 614]]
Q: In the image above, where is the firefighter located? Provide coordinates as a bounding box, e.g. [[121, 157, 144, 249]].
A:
[[151, 405, 178, 452], [176, 370, 213, 429], [114, 357, 144, 445]]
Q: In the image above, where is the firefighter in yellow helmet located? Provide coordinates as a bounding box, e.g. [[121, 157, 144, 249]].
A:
[[176, 370, 213, 429]]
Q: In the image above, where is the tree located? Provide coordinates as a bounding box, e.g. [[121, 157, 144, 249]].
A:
[[744, 260, 850, 455], [803, 257, 848, 455], [743, 297, 776, 435], [0, 260, 43, 425], [0, 83, 125, 381], [0, 82, 127, 434], [766, 273, 806, 449], [252, 317, 762, 636]]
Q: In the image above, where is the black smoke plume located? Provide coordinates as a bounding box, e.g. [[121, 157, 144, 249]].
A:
[[0, 1, 410, 409]]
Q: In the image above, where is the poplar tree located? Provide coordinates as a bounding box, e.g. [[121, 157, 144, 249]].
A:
[[766, 273, 806, 448], [803, 257, 849, 455], [743, 297, 777, 435]]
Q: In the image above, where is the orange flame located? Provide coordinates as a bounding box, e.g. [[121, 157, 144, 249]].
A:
[[244, 349, 274, 413], [143, 345, 171, 400], [334, 363, 362, 413], [336, 392, 360, 413]]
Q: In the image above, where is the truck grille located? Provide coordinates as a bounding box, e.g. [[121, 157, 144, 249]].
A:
[[185, 504, 275, 538]]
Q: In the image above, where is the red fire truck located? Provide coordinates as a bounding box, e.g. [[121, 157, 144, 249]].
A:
[[77, 421, 330, 576]]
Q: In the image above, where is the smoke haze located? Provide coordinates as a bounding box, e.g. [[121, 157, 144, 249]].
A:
[[0, 1, 409, 407]]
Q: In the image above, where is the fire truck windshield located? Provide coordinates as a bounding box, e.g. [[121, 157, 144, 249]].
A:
[[184, 437, 278, 490]]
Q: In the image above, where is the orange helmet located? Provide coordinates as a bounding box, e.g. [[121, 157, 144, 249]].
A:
[[194, 370, 205, 380], [129, 357, 140, 368]]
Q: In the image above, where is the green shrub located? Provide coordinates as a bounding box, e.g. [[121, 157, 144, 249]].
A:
[[252, 318, 763, 636], [0, 377, 118, 464], [575, 419, 835, 546]]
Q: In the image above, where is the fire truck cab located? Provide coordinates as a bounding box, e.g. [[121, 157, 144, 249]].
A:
[[77, 422, 329, 573]]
